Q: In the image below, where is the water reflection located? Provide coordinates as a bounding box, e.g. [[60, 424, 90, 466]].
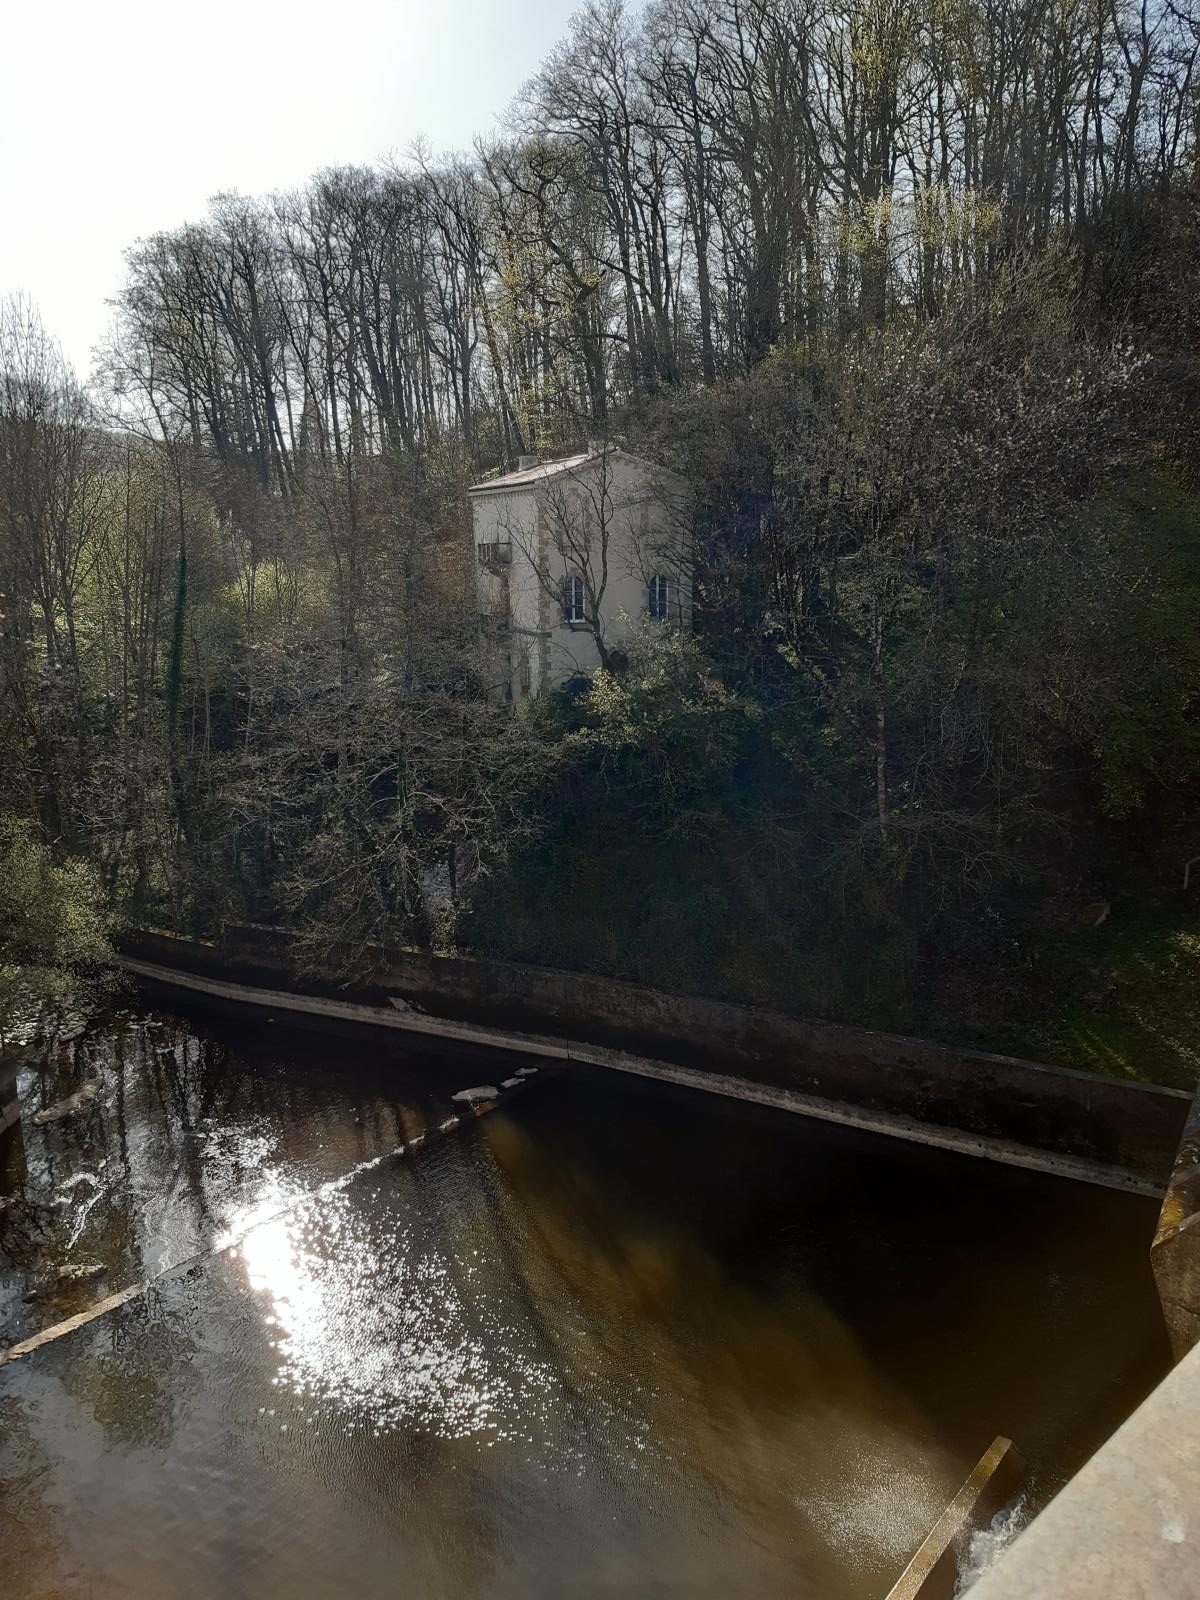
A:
[[1, 1003, 470, 1343]]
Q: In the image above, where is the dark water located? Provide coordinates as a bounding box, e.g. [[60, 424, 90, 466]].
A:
[[0, 1003, 1171, 1599]]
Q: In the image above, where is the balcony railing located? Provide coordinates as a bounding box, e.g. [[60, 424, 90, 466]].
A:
[[476, 540, 512, 572]]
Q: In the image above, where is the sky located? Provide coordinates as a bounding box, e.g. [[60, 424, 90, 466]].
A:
[[1, 0, 580, 378]]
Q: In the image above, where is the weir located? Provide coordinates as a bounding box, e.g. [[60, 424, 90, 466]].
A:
[[884, 1438, 1026, 1600], [118, 925, 1191, 1196]]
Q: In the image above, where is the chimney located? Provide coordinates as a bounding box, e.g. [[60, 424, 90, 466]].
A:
[[517, 454, 538, 471]]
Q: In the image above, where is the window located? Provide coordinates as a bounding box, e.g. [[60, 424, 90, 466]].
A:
[[648, 573, 671, 621], [562, 573, 586, 624]]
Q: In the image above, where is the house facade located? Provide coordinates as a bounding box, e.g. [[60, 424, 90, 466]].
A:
[[468, 444, 691, 700]]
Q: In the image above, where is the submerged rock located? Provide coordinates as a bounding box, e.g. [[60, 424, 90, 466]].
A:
[[32, 1080, 99, 1125], [56, 1262, 106, 1283], [501, 1078, 523, 1089], [451, 1086, 500, 1105]]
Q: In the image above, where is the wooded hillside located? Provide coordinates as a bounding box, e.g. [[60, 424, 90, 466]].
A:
[[3, 0, 1200, 1079]]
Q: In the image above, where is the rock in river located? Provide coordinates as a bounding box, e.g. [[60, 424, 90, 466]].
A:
[[56, 1262, 106, 1284], [32, 1080, 99, 1125]]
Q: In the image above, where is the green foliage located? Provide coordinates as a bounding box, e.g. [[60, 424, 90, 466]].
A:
[[164, 536, 187, 738], [567, 631, 750, 833], [473, 301, 1200, 1077], [468, 631, 893, 1010], [467, 635, 756, 991], [0, 816, 116, 1031], [1010, 905, 1200, 1092], [1086, 474, 1200, 818], [165, 532, 189, 830]]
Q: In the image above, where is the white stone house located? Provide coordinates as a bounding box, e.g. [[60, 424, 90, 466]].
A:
[[468, 444, 691, 700]]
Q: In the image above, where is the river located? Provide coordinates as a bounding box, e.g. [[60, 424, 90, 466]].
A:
[[0, 1000, 1171, 1598]]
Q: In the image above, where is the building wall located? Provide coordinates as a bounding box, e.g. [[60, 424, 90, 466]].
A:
[[471, 451, 691, 697], [471, 487, 542, 701]]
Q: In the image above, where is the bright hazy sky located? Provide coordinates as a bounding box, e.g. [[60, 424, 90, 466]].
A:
[[2, 0, 580, 378]]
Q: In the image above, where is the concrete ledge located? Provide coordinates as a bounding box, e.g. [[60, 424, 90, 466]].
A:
[[119, 931, 1190, 1193], [886, 1437, 1025, 1600], [968, 1341, 1200, 1599]]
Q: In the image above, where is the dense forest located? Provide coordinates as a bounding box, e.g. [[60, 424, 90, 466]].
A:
[[3, 0, 1200, 1079]]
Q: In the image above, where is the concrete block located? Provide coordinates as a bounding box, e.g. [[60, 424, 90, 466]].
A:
[[968, 1343, 1200, 1599]]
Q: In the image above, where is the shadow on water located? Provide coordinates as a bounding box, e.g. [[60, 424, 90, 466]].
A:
[[490, 1070, 1169, 1494], [0, 1005, 1172, 1600]]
